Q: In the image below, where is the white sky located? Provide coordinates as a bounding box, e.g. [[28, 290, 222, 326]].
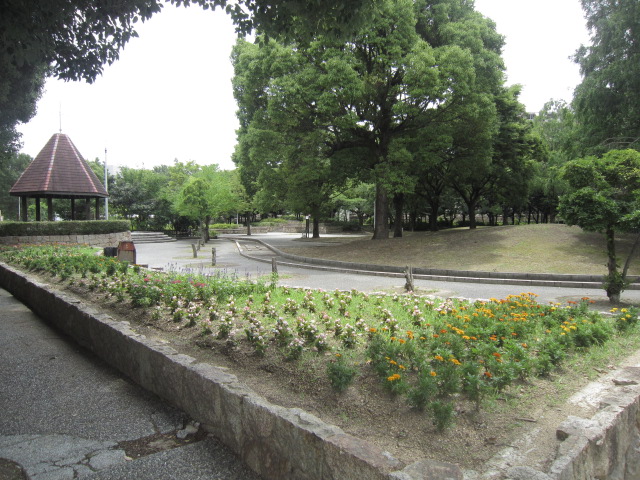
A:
[[17, 0, 590, 172]]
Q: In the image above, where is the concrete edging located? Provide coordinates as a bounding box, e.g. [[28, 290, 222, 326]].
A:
[[230, 236, 640, 290]]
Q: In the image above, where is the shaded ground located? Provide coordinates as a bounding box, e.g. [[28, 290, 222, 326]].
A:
[[280, 224, 640, 275]]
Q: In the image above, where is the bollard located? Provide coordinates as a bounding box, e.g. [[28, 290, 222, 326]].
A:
[[271, 257, 278, 274], [191, 243, 198, 258], [212, 248, 216, 266], [404, 265, 414, 292]]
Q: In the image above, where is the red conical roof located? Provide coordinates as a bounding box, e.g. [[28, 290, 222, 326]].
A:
[[10, 133, 108, 198]]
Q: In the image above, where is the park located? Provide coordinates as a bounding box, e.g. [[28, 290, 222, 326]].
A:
[[1, 0, 640, 479]]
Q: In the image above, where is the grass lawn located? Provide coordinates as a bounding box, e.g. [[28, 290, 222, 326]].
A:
[[281, 224, 640, 275]]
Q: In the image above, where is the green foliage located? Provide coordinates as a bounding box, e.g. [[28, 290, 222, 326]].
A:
[[559, 149, 640, 301], [232, 0, 507, 238], [327, 355, 358, 392], [573, 0, 640, 150], [0, 153, 32, 219], [0, 220, 130, 236]]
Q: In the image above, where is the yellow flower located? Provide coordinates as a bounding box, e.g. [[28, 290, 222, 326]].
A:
[[387, 374, 401, 382], [434, 355, 444, 361], [430, 371, 437, 377]]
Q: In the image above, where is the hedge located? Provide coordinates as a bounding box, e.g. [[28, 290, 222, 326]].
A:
[[0, 220, 131, 237]]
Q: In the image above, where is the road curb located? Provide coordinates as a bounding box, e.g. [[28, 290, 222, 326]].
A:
[[229, 236, 640, 290]]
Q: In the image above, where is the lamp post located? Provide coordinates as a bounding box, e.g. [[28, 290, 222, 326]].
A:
[[305, 215, 310, 238]]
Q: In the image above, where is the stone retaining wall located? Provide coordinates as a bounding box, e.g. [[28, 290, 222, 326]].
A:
[[1, 261, 640, 479], [0, 231, 131, 248]]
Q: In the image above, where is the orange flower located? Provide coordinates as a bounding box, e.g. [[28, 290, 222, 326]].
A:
[[430, 371, 437, 377], [484, 371, 492, 378]]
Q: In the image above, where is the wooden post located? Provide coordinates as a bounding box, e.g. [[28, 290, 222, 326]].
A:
[[191, 243, 197, 258], [47, 198, 54, 221], [71, 198, 76, 220], [404, 265, 414, 292], [35, 197, 41, 221], [211, 248, 216, 266], [271, 257, 278, 275], [20, 196, 28, 221]]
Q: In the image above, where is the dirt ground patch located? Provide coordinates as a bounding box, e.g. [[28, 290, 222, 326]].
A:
[[280, 224, 640, 275]]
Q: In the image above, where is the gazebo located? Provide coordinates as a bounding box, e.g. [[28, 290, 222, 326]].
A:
[[10, 133, 109, 221]]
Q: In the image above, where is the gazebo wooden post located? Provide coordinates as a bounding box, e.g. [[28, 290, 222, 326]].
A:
[[35, 197, 41, 221], [47, 198, 54, 221], [20, 196, 28, 221], [71, 198, 76, 220]]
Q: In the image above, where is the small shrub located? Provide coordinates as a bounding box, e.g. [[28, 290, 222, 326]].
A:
[[327, 355, 357, 392]]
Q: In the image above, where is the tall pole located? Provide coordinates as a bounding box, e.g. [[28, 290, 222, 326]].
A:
[[104, 148, 109, 220]]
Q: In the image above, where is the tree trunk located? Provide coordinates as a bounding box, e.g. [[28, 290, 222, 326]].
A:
[[622, 232, 640, 280], [204, 218, 209, 242], [467, 199, 477, 229], [312, 216, 320, 239], [393, 193, 404, 238], [428, 199, 440, 231], [373, 183, 389, 240], [605, 227, 621, 303]]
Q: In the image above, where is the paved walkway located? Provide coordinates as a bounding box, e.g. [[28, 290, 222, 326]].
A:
[[135, 233, 640, 307], [0, 288, 261, 480]]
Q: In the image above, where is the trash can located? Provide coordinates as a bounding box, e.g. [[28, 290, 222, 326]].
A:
[[103, 246, 118, 257], [117, 241, 136, 264]]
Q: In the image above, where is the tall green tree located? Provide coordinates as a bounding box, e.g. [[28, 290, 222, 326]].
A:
[[573, 0, 640, 150], [175, 165, 248, 239], [0, 152, 32, 220], [558, 149, 640, 303], [235, 0, 505, 239]]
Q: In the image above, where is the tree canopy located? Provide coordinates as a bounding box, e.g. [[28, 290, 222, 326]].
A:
[[232, 0, 509, 238], [559, 149, 640, 302], [573, 0, 640, 150]]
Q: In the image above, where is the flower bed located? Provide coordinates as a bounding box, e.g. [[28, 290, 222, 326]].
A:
[[2, 244, 638, 435]]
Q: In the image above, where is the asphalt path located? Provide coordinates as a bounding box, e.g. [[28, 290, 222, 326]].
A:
[[0, 288, 262, 480], [135, 233, 640, 308]]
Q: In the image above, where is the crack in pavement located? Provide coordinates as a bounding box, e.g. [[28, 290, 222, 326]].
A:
[[0, 421, 207, 479]]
